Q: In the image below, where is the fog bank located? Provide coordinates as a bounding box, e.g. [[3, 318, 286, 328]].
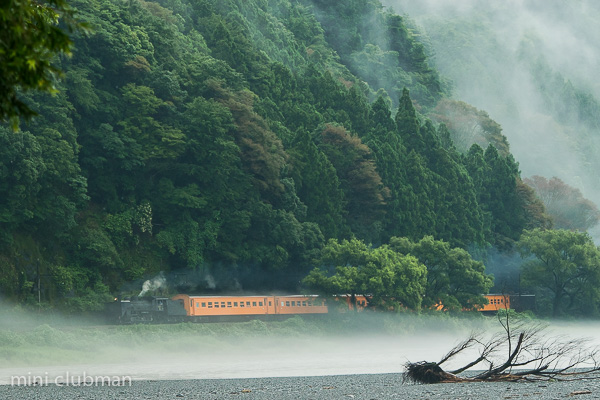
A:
[[384, 0, 600, 222]]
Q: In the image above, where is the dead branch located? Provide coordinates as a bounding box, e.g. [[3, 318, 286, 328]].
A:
[[404, 314, 600, 384]]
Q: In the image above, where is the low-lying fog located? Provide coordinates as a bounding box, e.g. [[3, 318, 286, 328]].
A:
[[2, 312, 600, 384]]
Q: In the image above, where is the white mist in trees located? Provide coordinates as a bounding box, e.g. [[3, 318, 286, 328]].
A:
[[384, 0, 600, 222]]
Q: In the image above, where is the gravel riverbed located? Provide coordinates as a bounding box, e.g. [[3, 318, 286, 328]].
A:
[[1, 373, 599, 400]]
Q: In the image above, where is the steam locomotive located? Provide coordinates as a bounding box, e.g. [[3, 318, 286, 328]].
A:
[[107, 293, 531, 324]]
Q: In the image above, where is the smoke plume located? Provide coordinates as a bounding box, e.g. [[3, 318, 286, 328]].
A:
[[139, 272, 167, 297]]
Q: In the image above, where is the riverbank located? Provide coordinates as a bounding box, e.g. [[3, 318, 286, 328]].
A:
[[1, 374, 598, 400]]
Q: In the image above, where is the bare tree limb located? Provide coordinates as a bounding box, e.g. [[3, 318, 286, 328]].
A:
[[404, 314, 600, 384]]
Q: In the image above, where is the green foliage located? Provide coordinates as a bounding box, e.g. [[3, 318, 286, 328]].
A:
[[518, 228, 600, 317], [0, 0, 539, 308], [289, 130, 347, 238], [0, 129, 45, 241], [0, 0, 88, 128], [303, 238, 427, 311], [396, 88, 422, 152], [465, 143, 537, 249], [318, 124, 388, 243], [302, 0, 445, 107], [389, 236, 493, 311]]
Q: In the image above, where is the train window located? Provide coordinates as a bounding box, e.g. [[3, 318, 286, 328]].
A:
[[246, 301, 251, 306], [259, 301, 263, 306], [202, 302, 206, 307], [240, 302, 245, 307], [269, 301, 272, 306], [302, 301, 306, 306], [227, 302, 232, 308], [190, 300, 193, 307], [234, 302, 238, 307], [286, 301, 290, 307], [281, 301, 285, 306], [215, 303, 219, 308], [308, 302, 312, 306], [291, 301, 296, 306], [252, 301, 257, 306], [208, 302, 213, 308], [196, 302, 199, 308], [221, 302, 225, 308]]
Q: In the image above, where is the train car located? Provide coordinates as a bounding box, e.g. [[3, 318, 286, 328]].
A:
[[509, 294, 535, 313], [479, 294, 510, 313], [108, 294, 331, 323], [273, 295, 328, 315], [172, 294, 275, 321], [333, 294, 371, 311], [170, 294, 329, 321]]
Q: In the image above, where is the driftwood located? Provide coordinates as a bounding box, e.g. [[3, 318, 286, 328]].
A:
[[404, 312, 600, 384]]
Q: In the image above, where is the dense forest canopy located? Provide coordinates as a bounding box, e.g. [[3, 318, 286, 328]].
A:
[[1, 0, 600, 317]]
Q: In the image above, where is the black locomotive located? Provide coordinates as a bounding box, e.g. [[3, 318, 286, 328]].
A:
[[105, 296, 187, 324]]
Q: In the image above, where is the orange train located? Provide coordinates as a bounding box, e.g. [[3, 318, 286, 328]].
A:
[[108, 293, 515, 324], [339, 294, 510, 313], [172, 294, 328, 321], [480, 294, 510, 312]]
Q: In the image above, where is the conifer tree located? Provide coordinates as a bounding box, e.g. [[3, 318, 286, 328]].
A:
[[396, 88, 423, 152], [289, 130, 347, 239]]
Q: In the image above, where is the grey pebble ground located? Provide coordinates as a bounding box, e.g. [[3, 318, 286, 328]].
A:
[[1, 374, 599, 400]]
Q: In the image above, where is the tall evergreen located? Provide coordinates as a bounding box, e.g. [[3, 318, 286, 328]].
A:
[[364, 96, 411, 240], [289, 130, 347, 239], [396, 88, 422, 152]]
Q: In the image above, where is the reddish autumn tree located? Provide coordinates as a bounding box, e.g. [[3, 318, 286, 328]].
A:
[[516, 179, 552, 230], [319, 124, 389, 242], [524, 176, 600, 232], [431, 99, 510, 156], [208, 80, 288, 202]]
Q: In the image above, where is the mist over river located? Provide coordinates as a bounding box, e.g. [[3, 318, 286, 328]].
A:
[[2, 316, 600, 387], [0, 329, 464, 384]]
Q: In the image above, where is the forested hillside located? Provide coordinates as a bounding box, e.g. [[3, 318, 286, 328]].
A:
[[388, 0, 600, 233], [0, 0, 582, 315]]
